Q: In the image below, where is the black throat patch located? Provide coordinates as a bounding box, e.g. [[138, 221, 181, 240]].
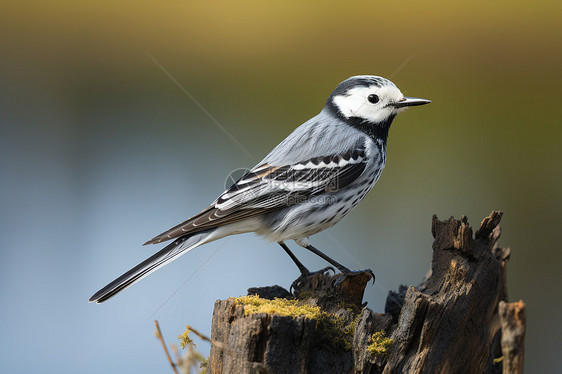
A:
[[325, 101, 396, 144], [346, 115, 395, 144]]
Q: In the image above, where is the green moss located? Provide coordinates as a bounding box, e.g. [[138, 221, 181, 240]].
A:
[[367, 331, 393, 358], [235, 295, 358, 351], [317, 312, 362, 350], [314, 314, 347, 350], [235, 295, 323, 319], [177, 326, 207, 373], [337, 301, 361, 315], [346, 314, 361, 337], [178, 325, 196, 349]]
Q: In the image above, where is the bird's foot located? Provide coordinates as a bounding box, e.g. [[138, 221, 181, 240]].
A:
[[290, 267, 375, 307], [290, 266, 335, 294]]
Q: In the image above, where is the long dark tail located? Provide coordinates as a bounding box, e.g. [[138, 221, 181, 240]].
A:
[[89, 231, 212, 303]]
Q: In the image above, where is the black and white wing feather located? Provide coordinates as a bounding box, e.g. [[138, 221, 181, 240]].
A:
[[144, 148, 367, 245]]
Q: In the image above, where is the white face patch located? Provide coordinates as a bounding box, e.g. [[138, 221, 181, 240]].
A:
[[332, 85, 406, 123]]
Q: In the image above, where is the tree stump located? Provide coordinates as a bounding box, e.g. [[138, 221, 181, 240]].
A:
[[207, 211, 525, 373]]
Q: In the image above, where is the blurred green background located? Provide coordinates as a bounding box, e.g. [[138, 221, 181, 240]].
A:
[[1, 1, 560, 372]]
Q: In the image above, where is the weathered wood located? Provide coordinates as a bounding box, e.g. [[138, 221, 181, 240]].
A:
[[499, 301, 526, 374], [207, 212, 526, 374], [208, 270, 388, 374], [381, 212, 510, 374]]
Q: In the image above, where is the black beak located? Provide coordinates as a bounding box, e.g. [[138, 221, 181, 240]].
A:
[[393, 96, 431, 108]]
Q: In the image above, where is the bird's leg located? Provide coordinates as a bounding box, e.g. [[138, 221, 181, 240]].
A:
[[279, 242, 334, 276], [278, 241, 310, 276], [300, 242, 375, 284], [279, 241, 335, 294], [303, 244, 351, 273]]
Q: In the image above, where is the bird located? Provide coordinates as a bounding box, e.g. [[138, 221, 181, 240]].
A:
[[89, 75, 430, 303]]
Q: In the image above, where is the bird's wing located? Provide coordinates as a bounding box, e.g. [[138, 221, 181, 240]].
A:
[[144, 148, 367, 245]]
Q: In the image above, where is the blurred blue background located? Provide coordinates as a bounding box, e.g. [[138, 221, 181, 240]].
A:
[[1, 1, 560, 373]]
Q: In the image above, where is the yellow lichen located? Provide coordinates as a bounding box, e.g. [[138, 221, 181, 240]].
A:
[[235, 295, 323, 319], [493, 356, 504, 364], [367, 331, 393, 358], [316, 313, 359, 350], [337, 301, 361, 315], [235, 295, 357, 351], [346, 314, 361, 337], [178, 325, 196, 349]]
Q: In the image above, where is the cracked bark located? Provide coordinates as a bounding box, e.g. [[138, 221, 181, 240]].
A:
[[207, 211, 525, 373]]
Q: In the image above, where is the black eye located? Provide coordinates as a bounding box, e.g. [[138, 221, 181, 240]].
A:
[[367, 94, 379, 104]]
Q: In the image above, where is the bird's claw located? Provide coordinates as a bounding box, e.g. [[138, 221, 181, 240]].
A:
[[290, 266, 335, 294]]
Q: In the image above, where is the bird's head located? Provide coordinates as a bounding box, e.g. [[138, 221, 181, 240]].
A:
[[326, 75, 430, 126]]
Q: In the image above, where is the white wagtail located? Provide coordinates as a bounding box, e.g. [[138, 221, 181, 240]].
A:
[[90, 75, 430, 303]]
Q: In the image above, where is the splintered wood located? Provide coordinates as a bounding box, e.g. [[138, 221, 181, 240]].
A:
[[207, 212, 525, 374]]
